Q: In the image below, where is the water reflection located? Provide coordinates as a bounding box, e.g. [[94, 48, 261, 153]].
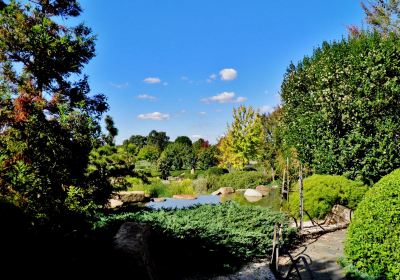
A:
[[146, 188, 280, 211]]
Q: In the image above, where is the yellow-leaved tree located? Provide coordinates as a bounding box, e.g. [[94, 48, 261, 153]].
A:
[[218, 105, 264, 170]]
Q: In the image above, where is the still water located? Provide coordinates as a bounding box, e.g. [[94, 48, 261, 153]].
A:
[[146, 188, 280, 210]]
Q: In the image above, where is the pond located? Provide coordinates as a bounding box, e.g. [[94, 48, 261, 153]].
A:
[[146, 188, 280, 210]]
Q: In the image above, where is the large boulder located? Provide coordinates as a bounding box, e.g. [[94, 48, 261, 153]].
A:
[[211, 187, 235, 196], [118, 191, 146, 203], [244, 189, 263, 197], [325, 204, 353, 224], [114, 222, 158, 279]]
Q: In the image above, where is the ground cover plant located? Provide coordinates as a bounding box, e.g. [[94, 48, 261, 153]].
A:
[[95, 202, 294, 261]]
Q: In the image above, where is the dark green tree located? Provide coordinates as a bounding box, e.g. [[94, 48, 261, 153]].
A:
[[157, 154, 171, 179], [281, 32, 400, 184], [123, 134, 147, 150], [0, 0, 108, 219], [103, 115, 118, 146], [161, 142, 195, 170], [196, 146, 218, 170], [175, 136, 192, 146], [147, 130, 169, 150]]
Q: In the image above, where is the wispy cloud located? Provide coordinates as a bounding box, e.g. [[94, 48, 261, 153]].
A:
[[163, 82, 168, 86], [219, 68, 237, 81], [206, 73, 217, 83], [143, 77, 161, 84], [199, 111, 207, 116], [138, 112, 170, 121], [191, 134, 202, 139], [201, 91, 247, 104], [137, 94, 157, 101], [110, 82, 129, 89]]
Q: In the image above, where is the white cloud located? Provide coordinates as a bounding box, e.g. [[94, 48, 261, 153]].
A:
[[143, 77, 161, 84], [207, 73, 217, 83], [199, 111, 207, 116], [110, 82, 129, 89], [191, 135, 202, 139], [201, 91, 247, 104], [137, 112, 170, 121], [137, 94, 157, 101], [259, 105, 274, 114], [219, 68, 237, 81]]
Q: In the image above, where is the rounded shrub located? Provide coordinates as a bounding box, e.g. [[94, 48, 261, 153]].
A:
[[344, 169, 400, 279], [288, 174, 368, 219], [204, 167, 228, 176]]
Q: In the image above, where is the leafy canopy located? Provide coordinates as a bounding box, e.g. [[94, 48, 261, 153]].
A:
[[0, 0, 108, 219], [281, 32, 400, 184]]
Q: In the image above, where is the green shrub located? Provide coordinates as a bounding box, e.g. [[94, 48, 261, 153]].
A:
[[207, 171, 269, 191], [193, 178, 208, 194], [94, 202, 294, 260], [344, 169, 400, 279], [204, 167, 229, 176], [128, 179, 195, 198], [288, 174, 368, 219]]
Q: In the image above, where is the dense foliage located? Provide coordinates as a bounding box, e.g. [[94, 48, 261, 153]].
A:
[[137, 145, 160, 162], [206, 171, 269, 191], [94, 202, 293, 260], [344, 169, 400, 279], [0, 0, 108, 219], [281, 32, 400, 184], [218, 106, 264, 170], [288, 175, 368, 220], [128, 178, 195, 198]]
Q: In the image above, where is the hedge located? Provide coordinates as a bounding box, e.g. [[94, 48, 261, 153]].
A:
[[344, 169, 400, 279]]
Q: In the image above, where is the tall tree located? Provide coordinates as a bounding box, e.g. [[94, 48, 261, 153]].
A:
[[147, 130, 169, 150], [218, 106, 264, 170], [281, 33, 400, 184], [0, 0, 108, 218], [174, 136, 192, 146], [362, 0, 400, 35], [103, 115, 118, 146], [123, 134, 147, 150]]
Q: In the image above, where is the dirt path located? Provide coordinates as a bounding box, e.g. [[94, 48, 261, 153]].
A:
[[280, 229, 347, 280]]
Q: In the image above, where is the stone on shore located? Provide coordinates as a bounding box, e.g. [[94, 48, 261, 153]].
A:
[[118, 191, 146, 203], [211, 187, 235, 196], [244, 189, 263, 197], [172, 194, 197, 200], [109, 198, 124, 208]]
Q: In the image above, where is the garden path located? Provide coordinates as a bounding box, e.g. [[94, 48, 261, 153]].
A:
[[280, 229, 347, 280]]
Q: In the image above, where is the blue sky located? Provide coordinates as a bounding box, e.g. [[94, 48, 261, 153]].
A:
[[77, 0, 365, 144]]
